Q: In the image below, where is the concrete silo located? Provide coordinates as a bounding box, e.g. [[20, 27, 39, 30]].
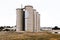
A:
[[25, 5, 34, 32], [38, 14, 40, 32], [33, 9, 37, 32], [16, 8, 23, 32], [36, 12, 40, 32]]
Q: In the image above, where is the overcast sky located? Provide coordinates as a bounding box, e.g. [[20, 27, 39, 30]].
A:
[[0, 0, 60, 27]]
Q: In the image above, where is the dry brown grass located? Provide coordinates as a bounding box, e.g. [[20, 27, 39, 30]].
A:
[[0, 31, 60, 40]]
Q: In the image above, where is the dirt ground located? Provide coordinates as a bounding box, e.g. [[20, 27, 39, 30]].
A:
[[0, 31, 60, 40]]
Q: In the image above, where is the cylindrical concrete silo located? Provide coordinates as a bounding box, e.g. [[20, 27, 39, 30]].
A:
[[16, 8, 23, 32], [24, 5, 34, 32], [33, 9, 37, 32], [36, 12, 40, 32], [38, 14, 40, 32]]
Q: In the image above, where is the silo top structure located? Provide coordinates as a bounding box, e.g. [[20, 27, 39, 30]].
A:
[[25, 5, 33, 8]]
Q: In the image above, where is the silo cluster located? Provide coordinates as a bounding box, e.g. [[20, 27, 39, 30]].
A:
[[16, 5, 40, 32]]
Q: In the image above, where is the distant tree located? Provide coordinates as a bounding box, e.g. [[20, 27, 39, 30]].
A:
[[0, 27, 4, 31], [4, 29, 10, 31], [15, 29, 16, 31], [7, 26, 10, 28], [4, 26, 6, 28], [54, 26, 58, 28], [15, 25, 16, 27]]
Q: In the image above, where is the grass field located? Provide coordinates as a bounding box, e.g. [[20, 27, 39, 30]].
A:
[[0, 31, 60, 40]]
